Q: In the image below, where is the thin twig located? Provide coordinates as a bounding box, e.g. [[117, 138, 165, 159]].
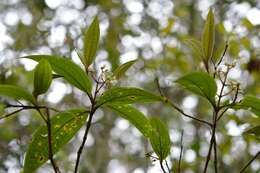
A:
[[74, 76, 105, 173], [203, 114, 217, 173], [0, 108, 24, 120], [213, 138, 218, 173], [204, 67, 230, 173], [239, 151, 260, 173], [155, 78, 212, 126], [154, 78, 211, 127], [74, 105, 96, 173], [45, 108, 61, 173], [177, 130, 184, 173], [213, 41, 228, 78], [217, 83, 239, 121], [166, 99, 212, 127], [155, 77, 164, 97], [160, 160, 167, 173], [165, 160, 171, 173], [216, 41, 228, 67]]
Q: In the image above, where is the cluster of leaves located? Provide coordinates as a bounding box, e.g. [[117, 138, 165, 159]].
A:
[[0, 8, 259, 173], [0, 16, 171, 173]]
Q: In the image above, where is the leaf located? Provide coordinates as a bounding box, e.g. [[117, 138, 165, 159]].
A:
[[33, 59, 53, 98], [235, 95, 260, 118], [244, 125, 260, 138], [113, 60, 137, 79], [175, 72, 217, 104], [24, 109, 88, 173], [0, 85, 36, 104], [149, 117, 171, 160], [83, 16, 100, 68], [229, 40, 240, 57], [97, 87, 162, 107], [108, 104, 152, 137], [23, 55, 92, 94], [184, 38, 203, 61], [202, 8, 215, 60]]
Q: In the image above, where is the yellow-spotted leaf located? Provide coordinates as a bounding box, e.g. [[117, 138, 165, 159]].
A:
[[97, 87, 162, 107], [108, 104, 152, 137], [33, 59, 52, 98], [24, 109, 88, 173]]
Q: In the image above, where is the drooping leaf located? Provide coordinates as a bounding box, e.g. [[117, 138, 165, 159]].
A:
[[234, 95, 260, 118], [175, 72, 217, 104], [24, 109, 88, 173], [149, 117, 171, 160], [23, 55, 92, 94], [0, 85, 36, 104], [97, 87, 162, 107], [202, 8, 215, 60], [113, 60, 137, 79], [83, 16, 100, 68], [33, 59, 53, 98], [108, 104, 152, 137]]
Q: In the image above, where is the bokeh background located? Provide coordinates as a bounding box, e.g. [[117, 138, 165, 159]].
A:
[[0, 0, 260, 172]]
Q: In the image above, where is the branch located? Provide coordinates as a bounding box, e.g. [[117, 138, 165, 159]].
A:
[[166, 99, 212, 127], [0, 108, 24, 120], [45, 108, 61, 173], [74, 77, 105, 173], [203, 120, 217, 173], [216, 41, 228, 67], [240, 151, 260, 173], [213, 138, 218, 173], [160, 160, 167, 173], [204, 67, 230, 173], [165, 160, 171, 173], [177, 130, 184, 173], [154, 77, 212, 127]]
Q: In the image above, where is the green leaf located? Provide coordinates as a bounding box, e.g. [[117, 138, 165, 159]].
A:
[[24, 109, 88, 173], [33, 59, 53, 98], [83, 16, 100, 68], [202, 8, 215, 60], [113, 60, 137, 79], [149, 117, 171, 160], [108, 104, 152, 137], [244, 125, 260, 139], [0, 85, 36, 104], [229, 40, 240, 57], [235, 95, 260, 118], [175, 72, 217, 104], [97, 87, 162, 107], [23, 55, 92, 94], [184, 38, 203, 61]]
